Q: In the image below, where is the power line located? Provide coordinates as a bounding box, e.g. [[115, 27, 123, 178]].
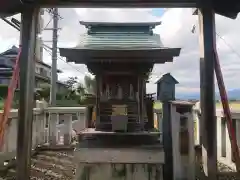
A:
[[45, 8, 63, 20], [1, 14, 87, 82], [43, 17, 52, 30], [216, 33, 240, 60], [43, 46, 87, 75], [192, 23, 240, 60]]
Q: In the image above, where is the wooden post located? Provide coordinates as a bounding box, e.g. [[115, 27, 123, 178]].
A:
[[16, 8, 39, 180], [187, 111, 195, 180], [138, 76, 144, 129], [170, 105, 181, 179], [44, 112, 48, 144], [158, 73, 178, 180], [64, 114, 72, 145], [162, 102, 173, 180], [49, 113, 58, 145], [198, 7, 217, 179], [95, 74, 100, 129]]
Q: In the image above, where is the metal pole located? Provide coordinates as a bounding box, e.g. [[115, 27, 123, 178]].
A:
[[16, 8, 39, 180], [198, 8, 217, 180], [50, 8, 58, 106]]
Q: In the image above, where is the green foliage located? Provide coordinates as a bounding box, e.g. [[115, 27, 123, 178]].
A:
[[64, 77, 78, 90], [35, 77, 88, 103], [36, 84, 50, 101], [0, 75, 98, 110], [84, 75, 96, 95], [0, 85, 9, 99], [0, 98, 4, 110]]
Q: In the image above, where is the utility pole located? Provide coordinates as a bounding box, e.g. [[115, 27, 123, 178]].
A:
[[49, 8, 59, 145], [50, 8, 58, 106]]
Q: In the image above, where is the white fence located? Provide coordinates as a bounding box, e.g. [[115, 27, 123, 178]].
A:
[[193, 107, 240, 170], [154, 106, 240, 172], [0, 101, 87, 164]]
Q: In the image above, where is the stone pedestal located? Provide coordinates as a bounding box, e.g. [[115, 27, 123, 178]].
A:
[[75, 163, 163, 180], [75, 129, 164, 180]]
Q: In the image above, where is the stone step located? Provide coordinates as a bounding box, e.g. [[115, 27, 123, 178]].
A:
[[35, 154, 74, 167], [31, 158, 74, 179], [38, 151, 74, 161]]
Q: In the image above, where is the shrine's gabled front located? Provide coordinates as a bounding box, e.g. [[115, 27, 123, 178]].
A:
[[60, 21, 181, 132]]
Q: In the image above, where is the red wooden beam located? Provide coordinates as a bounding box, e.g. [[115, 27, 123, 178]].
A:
[[214, 48, 240, 172]]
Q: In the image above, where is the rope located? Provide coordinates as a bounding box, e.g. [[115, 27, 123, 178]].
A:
[[0, 46, 21, 150]]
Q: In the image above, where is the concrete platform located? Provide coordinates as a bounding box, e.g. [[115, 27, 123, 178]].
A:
[[79, 128, 161, 136], [75, 128, 164, 164], [74, 145, 164, 164]]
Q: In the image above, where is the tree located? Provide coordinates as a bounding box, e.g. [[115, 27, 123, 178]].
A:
[[84, 75, 96, 95], [65, 77, 78, 90], [76, 82, 86, 96], [36, 83, 51, 101], [35, 76, 96, 104]]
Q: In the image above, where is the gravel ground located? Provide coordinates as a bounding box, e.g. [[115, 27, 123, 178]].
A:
[[196, 160, 240, 180], [0, 149, 76, 180], [218, 162, 235, 172]]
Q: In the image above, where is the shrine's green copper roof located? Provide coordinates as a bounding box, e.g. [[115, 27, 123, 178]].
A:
[[77, 32, 162, 48], [59, 22, 181, 64], [76, 21, 163, 49]]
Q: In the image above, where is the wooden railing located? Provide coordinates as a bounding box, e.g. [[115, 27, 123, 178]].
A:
[[0, 101, 87, 164]]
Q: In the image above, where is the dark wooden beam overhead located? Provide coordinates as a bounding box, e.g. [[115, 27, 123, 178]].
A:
[[1, 0, 240, 19]]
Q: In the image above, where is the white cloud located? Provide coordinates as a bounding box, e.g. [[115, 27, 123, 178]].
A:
[[0, 8, 161, 85], [74, 8, 158, 22], [0, 8, 240, 95], [147, 8, 240, 94]]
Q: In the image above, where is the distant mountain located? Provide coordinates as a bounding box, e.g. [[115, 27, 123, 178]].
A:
[[176, 92, 200, 100], [176, 89, 240, 100], [215, 89, 240, 100]]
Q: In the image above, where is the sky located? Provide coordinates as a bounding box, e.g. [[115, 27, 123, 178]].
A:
[[0, 8, 239, 94]]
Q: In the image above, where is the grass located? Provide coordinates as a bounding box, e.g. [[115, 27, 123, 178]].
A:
[[0, 99, 4, 110], [216, 102, 240, 109], [154, 101, 240, 110], [154, 102, 162, 110]]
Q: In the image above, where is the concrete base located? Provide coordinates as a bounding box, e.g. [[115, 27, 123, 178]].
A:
[[75, 163, 163, 180], [74, 146, 164, 164], [75, 128, 164, 179]]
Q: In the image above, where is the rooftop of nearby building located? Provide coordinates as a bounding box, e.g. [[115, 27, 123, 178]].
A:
[[0, 46, 63, 73]]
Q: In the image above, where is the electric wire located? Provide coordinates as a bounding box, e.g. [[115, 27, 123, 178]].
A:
[[43, 46, 87, 76], [2, 10, 87, 78], [43, 17, 53, 30], [216, 32, 240, 60]]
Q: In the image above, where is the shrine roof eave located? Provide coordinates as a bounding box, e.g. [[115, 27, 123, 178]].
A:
[[59, 47, 181, 64], [79, 21, 161, 27], [1, 0, 240, 19]]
